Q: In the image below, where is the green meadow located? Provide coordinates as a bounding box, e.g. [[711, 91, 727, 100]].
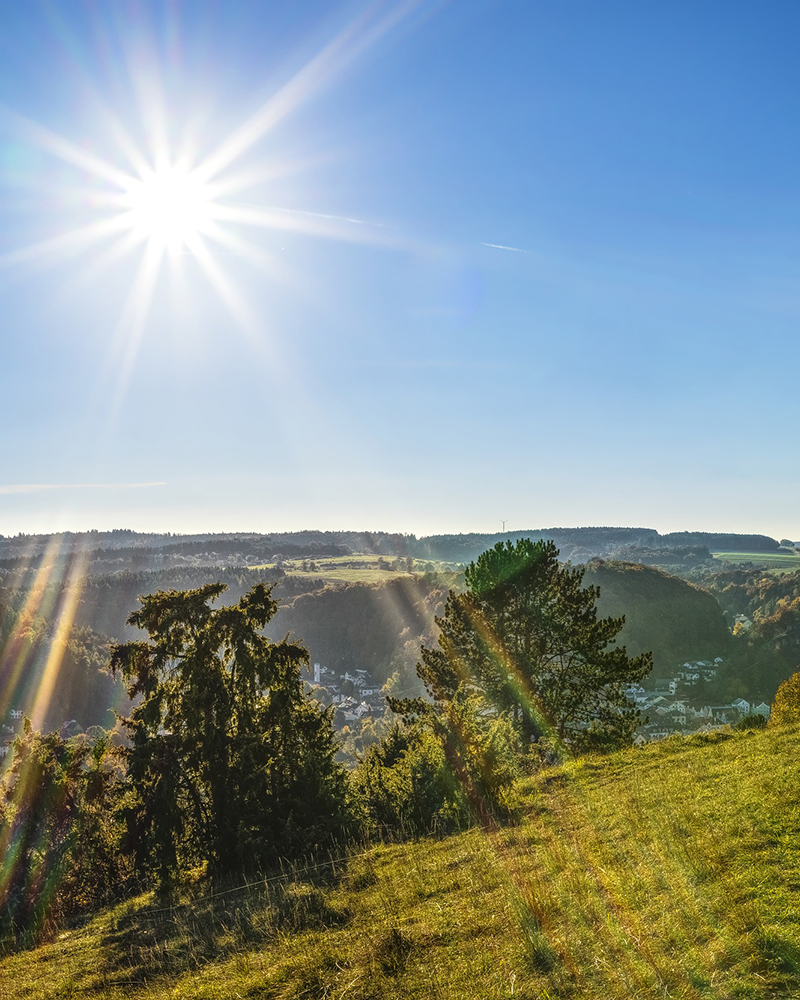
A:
[[712, 551, 800, 573], [247, 555, 454, 586], [3, 724, 799, 1000]]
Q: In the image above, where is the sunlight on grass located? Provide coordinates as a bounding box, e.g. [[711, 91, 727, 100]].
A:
[[2, 725, 799, 999]]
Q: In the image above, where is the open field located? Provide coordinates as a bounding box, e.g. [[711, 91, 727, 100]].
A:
[[247, 555, 457, 586], [2, 724, 799, 999], [713, 550, 800, 573]]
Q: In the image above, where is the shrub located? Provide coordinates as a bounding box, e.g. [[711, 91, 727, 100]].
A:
[[354, 695, 520, 838], [0, 725, 129, 946], [769, 670, 800, 727]]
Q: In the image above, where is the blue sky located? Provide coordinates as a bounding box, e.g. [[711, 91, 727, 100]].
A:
[[0, 0, 798, 538]]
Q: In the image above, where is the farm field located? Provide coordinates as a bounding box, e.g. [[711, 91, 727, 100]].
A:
[[713, 550, 800, 573], [3, 724, 799, 1000], [247, 555, 456, 586]]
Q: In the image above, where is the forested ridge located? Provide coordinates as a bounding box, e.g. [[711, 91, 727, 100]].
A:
[[0, 525, 784, 573], [584, 561, 732, 673]]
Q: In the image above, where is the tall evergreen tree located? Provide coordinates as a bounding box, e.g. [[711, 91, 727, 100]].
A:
[[111, 583, 350, 885], [397, 540, 651, 752]]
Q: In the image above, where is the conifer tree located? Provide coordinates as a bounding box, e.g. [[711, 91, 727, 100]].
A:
[[111, 583, 350, 884], [396, 539, 651, 752]]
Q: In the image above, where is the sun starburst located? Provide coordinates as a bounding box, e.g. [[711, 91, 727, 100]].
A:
[[0, 0, 422, 400], [121, 161, 215, 253]]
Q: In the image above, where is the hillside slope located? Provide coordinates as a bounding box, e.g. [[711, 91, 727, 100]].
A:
[[265, 576, 451, 685], [584, 560, 732, 674], [2, 725, 798, 999]]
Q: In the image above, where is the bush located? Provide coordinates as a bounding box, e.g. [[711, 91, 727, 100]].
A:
[[353, 724, 469, 837], [0, 725, 129, 946], [354, 695, 520, 838], [769, 670, 800, 727]]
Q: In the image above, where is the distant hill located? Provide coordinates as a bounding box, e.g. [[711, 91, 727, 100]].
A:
[[0, 527, 781, 576], [0, 568, 317, 642], [583, 561, 732, 675], [265, 576, 452, 690]]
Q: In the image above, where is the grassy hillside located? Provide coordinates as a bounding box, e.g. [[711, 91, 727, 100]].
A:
[[584, 561, 732, 674], [3, 724, 799, 999]]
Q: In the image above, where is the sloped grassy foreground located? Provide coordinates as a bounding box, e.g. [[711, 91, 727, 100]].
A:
[[3, 725, 799, 1000]]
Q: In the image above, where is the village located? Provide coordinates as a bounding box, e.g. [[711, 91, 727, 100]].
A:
[[627, 658, 771, 743], [0, 655, 774, 760], [307, 662, 387, 727], [305, 656, 774, 746]]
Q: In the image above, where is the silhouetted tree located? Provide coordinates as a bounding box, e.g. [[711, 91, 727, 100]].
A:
[[111, 583, 350, 886]]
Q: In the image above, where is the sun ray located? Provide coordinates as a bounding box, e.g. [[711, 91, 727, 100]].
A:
[[28, 553, 88, 731], [0, 107, 134, 190], [0, 214, 135, 270], [82, 96, 155, 180], [194, 0, 426, 185], [197, 220, 286, 276], [0, 537, 70, 722], [183, 232, 268, 353], [212, 203, 401, 249], [94, 239, 165, 423], [62, 227, 155, 295], [205, 153, 337, 202]]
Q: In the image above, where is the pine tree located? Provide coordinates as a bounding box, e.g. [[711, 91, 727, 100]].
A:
[[397, 539, 651, 753]]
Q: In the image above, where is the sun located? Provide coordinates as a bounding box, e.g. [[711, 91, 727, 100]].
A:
[[0, 0, 417, 389], [122, 162, 213, 253]]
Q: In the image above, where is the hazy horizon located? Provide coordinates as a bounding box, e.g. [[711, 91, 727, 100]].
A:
[[0, 511, 794, 543]]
